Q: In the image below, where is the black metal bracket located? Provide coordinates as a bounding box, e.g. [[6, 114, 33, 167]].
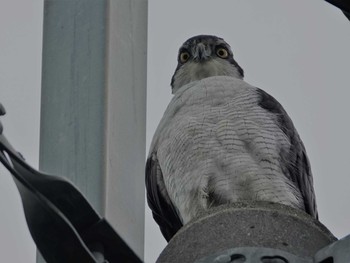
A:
[[325, 0, 350, 20], [0, 104, 142, 263]]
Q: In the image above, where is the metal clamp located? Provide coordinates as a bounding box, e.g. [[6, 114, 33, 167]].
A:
[[0, 103, 142, 263]]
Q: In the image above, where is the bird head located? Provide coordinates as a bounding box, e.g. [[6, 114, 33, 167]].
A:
[[171, 35, 244, 93]]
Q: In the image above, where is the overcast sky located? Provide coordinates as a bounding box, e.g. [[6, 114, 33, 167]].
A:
[[1, 1, 350, 263]]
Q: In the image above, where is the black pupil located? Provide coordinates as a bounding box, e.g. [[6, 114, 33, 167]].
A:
[[218, 49, 225, 56], [182, 53, 188, 60]]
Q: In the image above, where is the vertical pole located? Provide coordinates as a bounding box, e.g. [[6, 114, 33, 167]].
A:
[[39, 0, 147, 262]]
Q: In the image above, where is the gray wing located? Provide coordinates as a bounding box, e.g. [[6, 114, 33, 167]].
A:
[[145, 152, 183, 241], [257, 88, 318, 218]]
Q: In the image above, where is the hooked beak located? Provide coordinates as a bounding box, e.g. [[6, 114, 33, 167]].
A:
[[193, 43, 211, 62]]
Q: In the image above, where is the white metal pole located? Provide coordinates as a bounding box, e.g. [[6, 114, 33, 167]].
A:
[[39, 0, 147, 261]]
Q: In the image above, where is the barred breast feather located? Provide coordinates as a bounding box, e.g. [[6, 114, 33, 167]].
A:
[[146, 76, 317, 241]]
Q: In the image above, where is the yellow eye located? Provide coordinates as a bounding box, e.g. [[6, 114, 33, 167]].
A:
[[179, 52, 190, 63], [216, 48, 229, 59]]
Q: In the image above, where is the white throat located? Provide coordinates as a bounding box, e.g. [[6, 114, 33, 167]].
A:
[[172, 58, 243, 94]]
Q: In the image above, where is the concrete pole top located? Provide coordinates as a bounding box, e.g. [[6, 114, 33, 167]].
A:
[[157, 202, 336, 263]]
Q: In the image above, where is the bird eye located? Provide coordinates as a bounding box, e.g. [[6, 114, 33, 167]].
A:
[[179, 52, 190, 63], [216, 48, 229, 59]]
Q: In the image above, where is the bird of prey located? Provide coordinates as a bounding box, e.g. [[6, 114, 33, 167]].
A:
[[146, 35, 318, 241]]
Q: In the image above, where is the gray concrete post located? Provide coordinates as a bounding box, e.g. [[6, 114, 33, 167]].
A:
[[157, 202, 336, 263], [39, 0, 147, 261]]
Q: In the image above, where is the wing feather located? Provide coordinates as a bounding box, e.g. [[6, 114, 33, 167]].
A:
[[257, 88, 318, 218], [145, 153, 183, 241]]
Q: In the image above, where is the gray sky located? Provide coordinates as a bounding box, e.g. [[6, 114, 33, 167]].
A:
[[1, 1, 350, 263]]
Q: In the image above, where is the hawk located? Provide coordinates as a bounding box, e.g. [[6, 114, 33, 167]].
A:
[[146, 35, 317, 241]]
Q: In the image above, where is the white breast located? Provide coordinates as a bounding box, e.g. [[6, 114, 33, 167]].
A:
[[152, 76, 303, 223]]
